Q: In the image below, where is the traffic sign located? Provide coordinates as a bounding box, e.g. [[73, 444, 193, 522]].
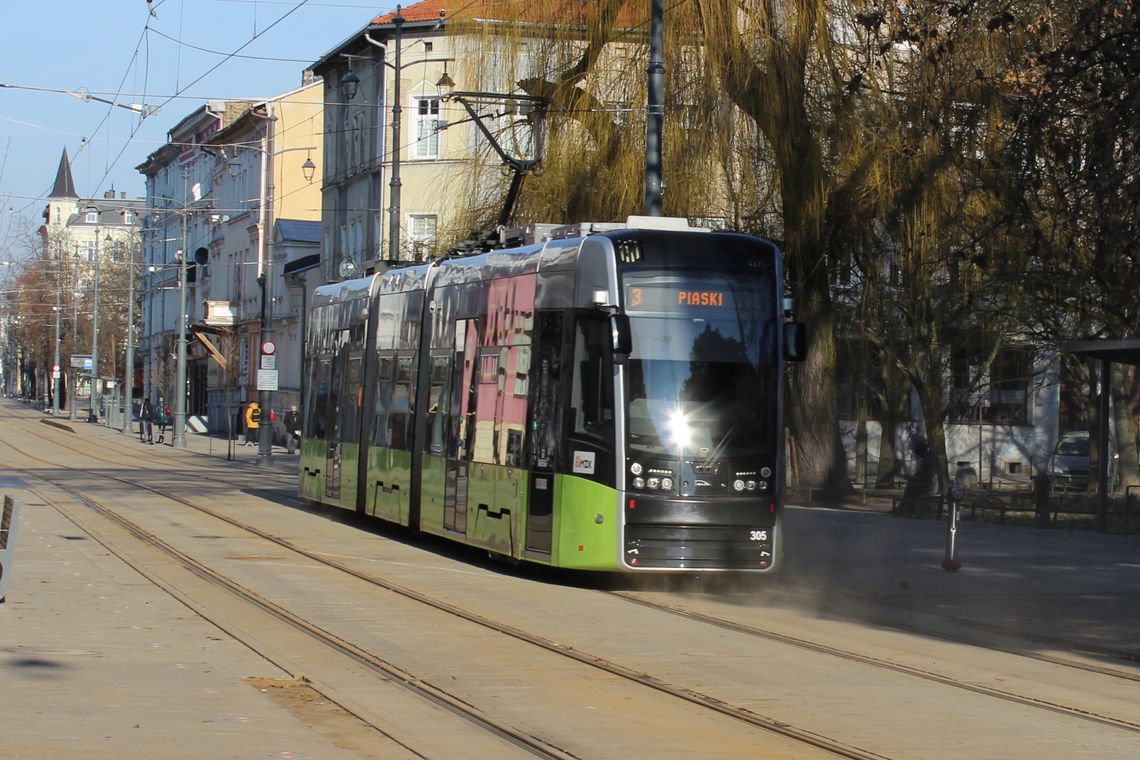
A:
[[261, 339, 277, 356], [256, 369, 279, 391]]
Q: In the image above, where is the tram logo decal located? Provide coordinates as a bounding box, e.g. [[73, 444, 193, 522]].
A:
[[572, 451, 596, 475]]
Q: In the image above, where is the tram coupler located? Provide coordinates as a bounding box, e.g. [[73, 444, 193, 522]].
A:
[[941, 484, 963, 572]]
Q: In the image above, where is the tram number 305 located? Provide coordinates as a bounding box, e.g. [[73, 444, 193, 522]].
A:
[[749, 530, 769, 542]]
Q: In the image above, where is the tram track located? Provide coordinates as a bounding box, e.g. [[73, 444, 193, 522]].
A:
[[3, 416, 885, 759], [609, 591, 1140, 734], [6, 409, 1139, 755], [21, 411, 1140, 677], [30, 480, 579, 760]]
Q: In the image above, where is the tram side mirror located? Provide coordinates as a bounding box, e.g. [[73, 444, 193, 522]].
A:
[[784, 322, 807, 362], [610, 314, 632, 364]]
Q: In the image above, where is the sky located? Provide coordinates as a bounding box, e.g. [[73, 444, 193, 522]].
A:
[[0, 0, 395, 260]]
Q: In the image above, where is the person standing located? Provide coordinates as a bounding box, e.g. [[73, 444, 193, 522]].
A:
[[155, 394, 168, 445], [284, 405, 300, 455], [140, 397, 154, 443], [243, 401, 260, 447]]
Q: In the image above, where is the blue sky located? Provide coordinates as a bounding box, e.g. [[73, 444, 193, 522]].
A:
[[0, 0, 392, 259]]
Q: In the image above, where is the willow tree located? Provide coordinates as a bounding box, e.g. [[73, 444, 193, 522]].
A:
[[822, 2, 1039, 488], [445, 0, 850, 487]]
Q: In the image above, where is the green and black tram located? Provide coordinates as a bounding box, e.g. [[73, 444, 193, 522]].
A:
[[299, 217, 803, 572]]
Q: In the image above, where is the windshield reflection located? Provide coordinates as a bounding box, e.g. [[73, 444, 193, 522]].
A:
[[624, 275, 776, 460]]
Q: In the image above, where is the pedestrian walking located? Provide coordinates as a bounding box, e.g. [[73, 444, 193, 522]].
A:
[[284, 405, 300, 454], [243, 401, 260, 446], [140, 397, 154, 444]]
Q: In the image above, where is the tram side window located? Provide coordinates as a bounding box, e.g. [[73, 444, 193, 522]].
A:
[[471, 350, 501, 464], [372, 357, 394, 447], [569, 316, 614, 443], [339, 356, 362, 444], [426, 356, 451, 455], [389, 356, 414, 450], [309, 359, 331, 440]]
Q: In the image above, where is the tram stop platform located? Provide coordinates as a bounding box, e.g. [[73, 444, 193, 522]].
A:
[[1, 402, 1139, 757]]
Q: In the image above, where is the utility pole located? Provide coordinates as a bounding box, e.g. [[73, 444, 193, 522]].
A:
[[88, 231, 100, 422], [388, 4, 405, 263], [258, 116, 276, 466], [52, 243, 61, 416], [644, 0, 665, 216], [122, 240, 137, 434], [173, 197, 188, 448]]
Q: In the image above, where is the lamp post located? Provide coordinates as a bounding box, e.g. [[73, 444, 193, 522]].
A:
[[52, 244, 61, 416], [69, 246, 78, 421], [388, 5, 405, 263], [87, 225, 111, 423], [121, 240, 137, 434], [644, 0, 665, 216], [226, 127, 317, 466], [173, 207, 189, 448]]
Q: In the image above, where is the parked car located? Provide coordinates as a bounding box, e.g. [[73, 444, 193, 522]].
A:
[[1048, 431, 1118, 491]]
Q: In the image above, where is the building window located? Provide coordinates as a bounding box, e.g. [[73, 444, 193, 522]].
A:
[[124, 210, 134, 225], [85, 209, 98, 224], [408, 214, 437, 261], [79, 240, 96, 261], [413, 97, 440, 159]]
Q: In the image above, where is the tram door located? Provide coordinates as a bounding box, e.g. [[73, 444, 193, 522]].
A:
[[526, 313, 564, 556], [324, 350, 344, 500], [325, 346, 360, 503], [444, 320, 478, 533]]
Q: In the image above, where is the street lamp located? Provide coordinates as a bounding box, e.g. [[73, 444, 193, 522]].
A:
[[121, 239, 137, 434], [174, 207, 189, 448], [88, 223, 112, 423], [52, 244, 61, 416]]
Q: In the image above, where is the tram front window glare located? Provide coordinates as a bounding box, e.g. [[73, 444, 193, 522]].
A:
[[623, 273, 777, 460]]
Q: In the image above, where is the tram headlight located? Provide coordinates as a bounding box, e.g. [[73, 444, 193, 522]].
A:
[[632, 476, 645, 489], [647, 477, 660, 490], [630, 462, 643, 476], [760, 466, 772, 478], [733, 479, 746, 492], [757, 480, 769, 491], [746, 480, 757, 491], [660, 477, 674, 491]]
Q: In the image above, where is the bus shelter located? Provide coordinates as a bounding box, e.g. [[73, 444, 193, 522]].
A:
[[1060, 338, 1140, 532]]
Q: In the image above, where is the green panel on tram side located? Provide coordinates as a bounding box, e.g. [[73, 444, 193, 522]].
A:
[[418, 454, 447, 534], [333, 441, 361, 512], [467, 464, 526, 558], [552, 474, 621, 570], [298, 440, 324, 502], [365, 446, 412, 525]]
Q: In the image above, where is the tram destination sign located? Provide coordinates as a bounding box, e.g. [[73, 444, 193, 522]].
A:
[[624, 283, 735, 313]]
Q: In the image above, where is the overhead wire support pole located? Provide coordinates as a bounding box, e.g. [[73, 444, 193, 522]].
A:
[[258, 114, 276, 467], [173, 191, 189, 449], [88, 230, 101, 422], [121, 240, 137, 434], [644, 0, 665, 216], [52, 244, 61, 416], [388, 5, 405, 264]]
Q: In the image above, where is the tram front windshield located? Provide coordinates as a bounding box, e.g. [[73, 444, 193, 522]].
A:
[[624, 272, 777, 461]]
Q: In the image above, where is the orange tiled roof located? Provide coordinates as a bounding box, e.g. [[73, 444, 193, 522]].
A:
[[372, 0, 446, 24]]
